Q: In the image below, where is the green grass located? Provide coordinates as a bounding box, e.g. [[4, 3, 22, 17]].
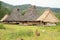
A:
[[0, 23, 60, 40]]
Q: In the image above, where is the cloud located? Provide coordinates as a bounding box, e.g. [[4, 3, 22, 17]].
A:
[[0, 0, 60, 8]]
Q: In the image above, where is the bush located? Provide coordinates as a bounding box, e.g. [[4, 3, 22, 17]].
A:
[[0, 24, 5, 29]]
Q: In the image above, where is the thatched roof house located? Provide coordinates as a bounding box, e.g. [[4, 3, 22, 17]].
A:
[[18, 6, 41, 25], [37, 9, 60, 26]]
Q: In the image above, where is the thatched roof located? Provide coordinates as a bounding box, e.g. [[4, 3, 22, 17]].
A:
[[1, 6, 60, 23], [23, 6, 40, 21], [37, 9, 60, 23], [0, 14, 8, 22], [3, 8, 23, 22]]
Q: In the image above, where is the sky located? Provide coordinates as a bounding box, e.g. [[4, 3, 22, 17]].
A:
[[0, 0, 60, 8]]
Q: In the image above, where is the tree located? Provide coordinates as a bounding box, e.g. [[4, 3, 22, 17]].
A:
[[0, 1, 2, 9], [0, 1, 11, 19]]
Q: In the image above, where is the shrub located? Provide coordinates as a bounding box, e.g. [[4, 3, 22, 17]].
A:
[[0, 24, 5, 29]]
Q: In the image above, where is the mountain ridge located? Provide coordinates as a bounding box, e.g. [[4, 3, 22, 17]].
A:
[[0, 1, 60, 19]]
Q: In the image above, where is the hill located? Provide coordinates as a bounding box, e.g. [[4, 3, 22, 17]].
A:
[[0, 1, 60, 19]]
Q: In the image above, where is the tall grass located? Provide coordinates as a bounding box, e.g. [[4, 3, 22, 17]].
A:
[[17, 29, 33, 37], [0, 23, 60, 40]]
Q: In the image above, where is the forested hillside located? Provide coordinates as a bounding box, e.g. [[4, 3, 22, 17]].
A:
[[0, 1, 60, 20]]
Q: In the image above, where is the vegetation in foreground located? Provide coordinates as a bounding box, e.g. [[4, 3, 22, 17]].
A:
[[0, 23, 60, 40]]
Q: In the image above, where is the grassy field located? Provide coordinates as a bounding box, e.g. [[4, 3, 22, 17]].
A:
[[0, 23, 60, 40]]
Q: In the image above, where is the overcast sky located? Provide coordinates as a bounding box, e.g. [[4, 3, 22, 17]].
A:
[[0, 0, 60, 8]]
